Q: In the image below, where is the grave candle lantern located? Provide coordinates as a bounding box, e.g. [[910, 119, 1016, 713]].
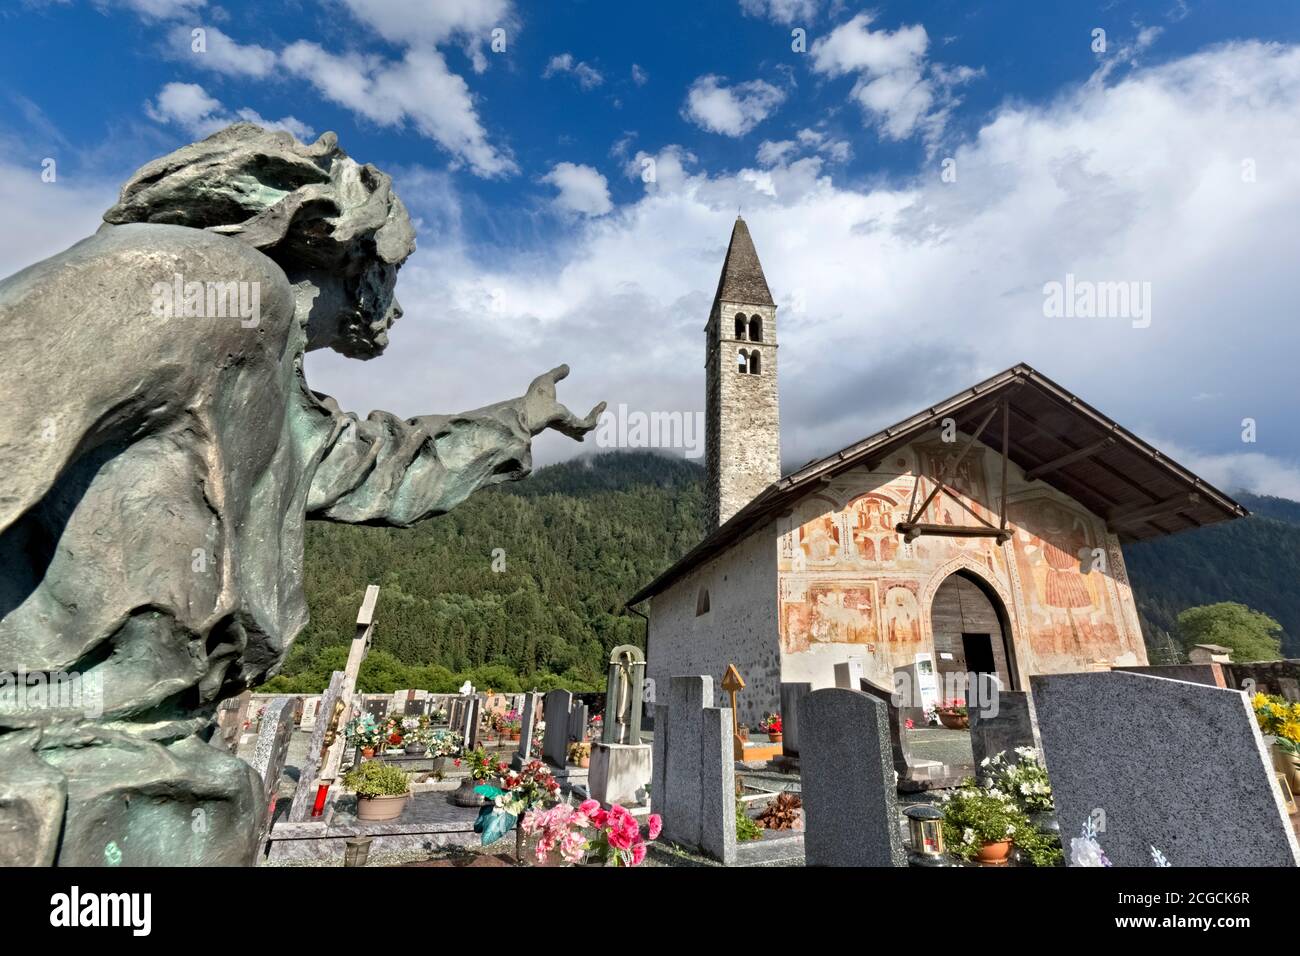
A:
[[904, 804, 945, 864]]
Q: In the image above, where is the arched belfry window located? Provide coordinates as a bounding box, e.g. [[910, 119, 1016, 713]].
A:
[[749, 350, 761, 374], [737, 349, 748, 373], [734, 314, 747, 340], [748, 315, 763, 342], [696, 586, 710, 616]]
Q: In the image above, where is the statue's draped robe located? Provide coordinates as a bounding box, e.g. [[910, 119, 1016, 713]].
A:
[[0, 223, 543, 864]]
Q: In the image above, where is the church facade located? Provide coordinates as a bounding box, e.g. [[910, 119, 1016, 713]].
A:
[[629, 219, 1246, 726]]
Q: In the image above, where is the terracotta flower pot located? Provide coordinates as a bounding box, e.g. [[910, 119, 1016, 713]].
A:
[[768, 732, 783, 743], [509, 731, 521, 741], [360, 747, 376, 758], [356, 793, 408, 822], [976, 840, 1013, 866], [938, 712, 970, 730]]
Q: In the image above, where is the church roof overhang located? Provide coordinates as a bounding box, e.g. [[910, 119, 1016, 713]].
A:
[[625, 362, 1247, 607]]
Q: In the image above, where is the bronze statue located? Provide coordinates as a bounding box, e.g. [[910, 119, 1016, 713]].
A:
[[0, 124, 603, 865]]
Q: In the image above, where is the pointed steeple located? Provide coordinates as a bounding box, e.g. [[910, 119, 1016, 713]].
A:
[[711, 216, 775, 310]]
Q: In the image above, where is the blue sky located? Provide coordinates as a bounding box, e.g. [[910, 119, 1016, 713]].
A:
[[3, 0, 1300, 496]]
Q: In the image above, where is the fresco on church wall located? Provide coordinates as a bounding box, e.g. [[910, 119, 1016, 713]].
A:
[[776, 435, 1146, 685]]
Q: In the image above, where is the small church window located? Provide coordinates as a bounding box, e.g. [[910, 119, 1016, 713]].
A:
[[696, 586, 710, 616], [749, 350, 761, 374], [734, 314, 747, 340], [737, 349, 748, 373], [748, 315, 763, 342]]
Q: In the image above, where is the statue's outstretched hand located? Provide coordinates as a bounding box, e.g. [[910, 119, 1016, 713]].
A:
[[520, 365, 606, 440]]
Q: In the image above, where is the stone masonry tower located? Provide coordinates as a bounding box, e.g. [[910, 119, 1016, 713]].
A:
[[705, 216, 780, 529]]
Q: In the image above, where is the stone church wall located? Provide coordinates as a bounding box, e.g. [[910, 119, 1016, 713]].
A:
[[645, 521, 781, 728]]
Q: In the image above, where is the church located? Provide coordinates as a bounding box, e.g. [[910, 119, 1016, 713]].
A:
[[628, 218, 1247, 727]]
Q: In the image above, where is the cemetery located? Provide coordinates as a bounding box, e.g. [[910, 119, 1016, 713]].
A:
[[217, 582, 1298, 868], [0, 117, 1297, 881]]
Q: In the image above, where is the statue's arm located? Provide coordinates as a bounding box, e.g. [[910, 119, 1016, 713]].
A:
[[306, 365, 604, 527]]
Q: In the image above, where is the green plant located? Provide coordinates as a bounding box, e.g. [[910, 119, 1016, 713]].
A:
[[979, 748, 1054, 813], [568, 741, 591, 762], [343, 760, 410, 797], [1014, 825, 1064, 867], [736, 801, 762, 842], [939, 781, 1028, 862]]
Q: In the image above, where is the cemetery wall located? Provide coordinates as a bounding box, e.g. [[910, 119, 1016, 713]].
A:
[[775, 429, 1148, 691], [646, 521, 780, 727]]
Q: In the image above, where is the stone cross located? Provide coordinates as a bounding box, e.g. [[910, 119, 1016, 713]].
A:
[[799, 687, 905, 867], [287, 584, 379, 821], [248, 696, 297, 850], [721, 664, 746, 760], [602, 645, 646, 745]]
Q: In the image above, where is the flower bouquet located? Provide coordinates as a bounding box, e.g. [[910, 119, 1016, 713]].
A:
[[344, 713, 383, 756], [760, 712, 783, 742], [1254, 692, 1300, 792], [522, 800, 662, 866], [472, 759, 561, 854]]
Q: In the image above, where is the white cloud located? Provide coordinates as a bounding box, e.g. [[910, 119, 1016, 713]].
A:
[[166, 24, 278, 78], [542, 162, 613, 217], [810, 12, 978, 146], [281, 42, 515, 178], [543, 53, 604, 90], [89, 0, 206, 19], [682, 75, 786, 137], [145, 81, 314, 140], [303, 41, 1300, 494], [739, 0, 818, 25], [631, 64, 648, 86], [340, 0, 510, 47], [0, 161, 116, 280]]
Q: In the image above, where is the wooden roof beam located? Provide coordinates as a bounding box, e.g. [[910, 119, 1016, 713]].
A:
[[1024, 435, 1116, 481], [1107, 493, 1200, 531]]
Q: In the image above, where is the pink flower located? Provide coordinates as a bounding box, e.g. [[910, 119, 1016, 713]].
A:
[[631, 842, 647, 865], [579, 799, 601, 816], [647, 814, 662, 839]]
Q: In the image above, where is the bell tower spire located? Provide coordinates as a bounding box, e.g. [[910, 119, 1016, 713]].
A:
[[705, 216, 780, 529]]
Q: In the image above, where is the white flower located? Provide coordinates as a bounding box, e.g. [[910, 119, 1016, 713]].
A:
[[963, 827, 976, 845], [980, 756, 991, 767], [1005, 824, 1016, 836], [1070, 836, 1108, 867]]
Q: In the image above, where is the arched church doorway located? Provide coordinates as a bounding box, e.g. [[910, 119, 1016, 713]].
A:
[[928, 570, 1017, 694], [903, 570, 1018, 781]]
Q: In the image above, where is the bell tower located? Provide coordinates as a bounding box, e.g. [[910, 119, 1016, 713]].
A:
[[705, 216, 780, 529]]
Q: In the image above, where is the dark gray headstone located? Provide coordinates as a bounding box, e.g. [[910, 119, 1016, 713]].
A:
[[969, 687, 1037, 770], [1032, 671, 1300, 867], [779, 682, 812, 756], [800, 688, 906, 867], [248, 697, 296, 848], [542, 690, 573, 767], [859, 677, 912, 779], [568, 702, 589, 742], [513, 692, 541, 769]]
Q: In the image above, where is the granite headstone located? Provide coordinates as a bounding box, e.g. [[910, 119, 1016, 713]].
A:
[[799, 688, 906, 867], [1032, 671, 1300, 867]]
